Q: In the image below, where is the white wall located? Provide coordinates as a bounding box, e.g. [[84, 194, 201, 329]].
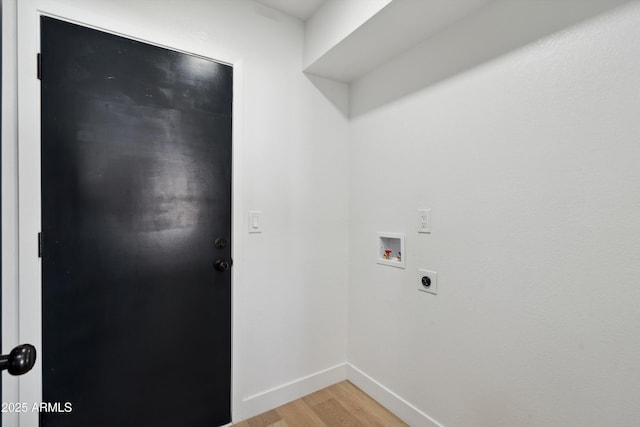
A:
[[303, 0, 390, 69], [348, 0, 630, 117], [7, 1, 640, 426], [4, 0, 349, 423], [348, 2, 640, 426]]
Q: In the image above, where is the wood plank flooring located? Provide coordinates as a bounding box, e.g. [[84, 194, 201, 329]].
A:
[[234, 381, 408, 427]]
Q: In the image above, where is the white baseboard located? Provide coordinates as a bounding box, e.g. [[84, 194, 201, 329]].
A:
[[347, 363, 444, 427], [240, 362, 347, 420], [239, 362, 443, 427]]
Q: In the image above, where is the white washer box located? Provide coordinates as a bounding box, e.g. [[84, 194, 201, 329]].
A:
[[376, 232, 405, 269]]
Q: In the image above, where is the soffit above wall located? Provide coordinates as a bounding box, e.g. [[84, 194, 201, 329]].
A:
[[304, 0, 494, 83], [300, 0, 632, 118]]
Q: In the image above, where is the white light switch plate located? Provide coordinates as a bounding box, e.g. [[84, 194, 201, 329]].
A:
[[248, 211, 262, 233]]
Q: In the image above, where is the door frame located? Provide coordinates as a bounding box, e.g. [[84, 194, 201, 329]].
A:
[[10, 1, 245, 425], [2, 1, 20, 426]]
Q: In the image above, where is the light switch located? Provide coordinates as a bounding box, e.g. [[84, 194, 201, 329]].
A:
[[248, 211, 262, 233]]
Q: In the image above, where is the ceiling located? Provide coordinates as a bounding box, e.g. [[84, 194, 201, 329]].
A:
[[253, 0, 327, 20]]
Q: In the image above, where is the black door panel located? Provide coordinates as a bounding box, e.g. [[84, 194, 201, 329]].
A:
[[40, 17, 232, 427]]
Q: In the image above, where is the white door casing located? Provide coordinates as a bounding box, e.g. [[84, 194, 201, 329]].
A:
[[9, 1, 245, 425]]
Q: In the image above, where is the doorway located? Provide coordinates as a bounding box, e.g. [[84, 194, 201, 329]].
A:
[[40, 16, 232, 426]]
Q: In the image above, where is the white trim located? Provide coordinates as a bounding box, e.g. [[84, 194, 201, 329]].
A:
[[347, 363, 444, 427], [31, 11, 234, 67], [231, 59, 245, 423], [16, 1, 245, 425], [2, 1, 21, 426], [241, 363, 347, 420], [17, 2, 42, 424]]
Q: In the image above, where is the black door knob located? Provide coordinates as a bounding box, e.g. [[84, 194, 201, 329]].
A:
[[214, 259, 232, 272], [0, 344, 36, 376]]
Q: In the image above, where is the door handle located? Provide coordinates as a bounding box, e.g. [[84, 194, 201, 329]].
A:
[[0, 344, 36, 376], [214, 259, 232, 272]]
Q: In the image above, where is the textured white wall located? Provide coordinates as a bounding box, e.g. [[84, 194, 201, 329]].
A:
[[348, 3, 640, 426], [7, 1, 640, 426], [6, 0, 349, 423]]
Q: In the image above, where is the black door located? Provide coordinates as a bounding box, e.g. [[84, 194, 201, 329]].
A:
[[40, 17, 232, 426]]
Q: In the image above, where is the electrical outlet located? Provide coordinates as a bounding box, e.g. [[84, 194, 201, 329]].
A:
[[417, 209, 431, 233], [418, 269, 437, 295]]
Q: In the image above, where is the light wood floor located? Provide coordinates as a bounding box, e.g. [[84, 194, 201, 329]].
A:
[[234, 380, 408, 427]]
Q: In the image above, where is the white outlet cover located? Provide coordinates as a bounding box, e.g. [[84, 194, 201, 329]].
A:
[[418, 268, 438, 295], [418, 209, 431, 233]]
